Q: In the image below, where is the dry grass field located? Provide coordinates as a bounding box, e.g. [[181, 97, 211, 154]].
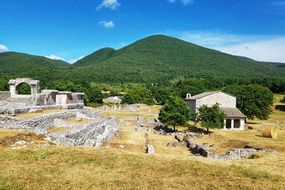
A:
[[0, 96, 285, 189]]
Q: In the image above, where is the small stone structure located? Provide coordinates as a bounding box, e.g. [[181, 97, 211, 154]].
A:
[[0, 78, 85, 115], [103, 96, 122, 110], [9, 78, 40, 98], [186, 91, 246, 130]]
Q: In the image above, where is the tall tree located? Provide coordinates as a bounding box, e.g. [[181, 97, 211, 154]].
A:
[[122, 85, 154, 105], [158, 96, 190, 131], [150, 86, 177, 105], [197, 104, 225, 133], [223, 84, 273, 120]]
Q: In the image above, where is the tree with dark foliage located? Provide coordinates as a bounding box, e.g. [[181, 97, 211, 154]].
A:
[[223, 84, 273, 120], [159, 96, 190, 131], [197, 104, 225, 133]]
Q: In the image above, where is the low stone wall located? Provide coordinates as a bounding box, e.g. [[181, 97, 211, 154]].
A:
[[49, 117, 119, 147], [1, 108, 120, 148], [0, 91, 10, 101], [13, 111, 78, 133], [186, 137, 272, 160], [0, 102, 84, 115]]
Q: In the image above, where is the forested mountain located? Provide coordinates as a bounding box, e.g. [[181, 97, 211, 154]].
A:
[[73, 48, 115, 67], [73, 35, 285, 82], [1, 35, 285, 84], [0, 52, 70, 73]]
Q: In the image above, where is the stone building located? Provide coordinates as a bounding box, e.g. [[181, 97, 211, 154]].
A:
[[186, 91, 246, 130], [0, 78, 85, 114]]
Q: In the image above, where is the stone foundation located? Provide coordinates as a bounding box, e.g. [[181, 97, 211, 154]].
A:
[[186, 137, 274, 160], [0, 91, 11, 101], [1, 108, 119, 147]]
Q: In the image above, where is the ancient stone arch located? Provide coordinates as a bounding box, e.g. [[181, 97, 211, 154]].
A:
[[8, 78, 40, 97]]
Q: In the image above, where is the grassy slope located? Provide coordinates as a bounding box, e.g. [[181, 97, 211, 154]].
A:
[[74, 35, 285, 82]]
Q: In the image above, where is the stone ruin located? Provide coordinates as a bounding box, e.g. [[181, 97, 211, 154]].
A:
[[0, 78, 85, 115], [185, 137, 275, 160], [0, 107, 120, 147]]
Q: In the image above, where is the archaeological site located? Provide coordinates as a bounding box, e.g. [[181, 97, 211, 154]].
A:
[[0, 78, 119, 147]]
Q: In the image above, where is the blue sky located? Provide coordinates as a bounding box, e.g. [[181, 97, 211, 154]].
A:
[[1, 0, 285, 63]]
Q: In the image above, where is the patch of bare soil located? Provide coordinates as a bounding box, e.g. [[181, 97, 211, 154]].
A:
[[0, 132, 45, 146], [48, 127, 71, 134]]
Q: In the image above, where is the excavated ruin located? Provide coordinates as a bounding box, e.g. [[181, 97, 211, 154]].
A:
[[0, 108, 120, 147]]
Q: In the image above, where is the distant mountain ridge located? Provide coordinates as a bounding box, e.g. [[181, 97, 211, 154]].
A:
[[0, 35, 284, 83], [73, 35, 285, 81], [0, 52, 70, 80]]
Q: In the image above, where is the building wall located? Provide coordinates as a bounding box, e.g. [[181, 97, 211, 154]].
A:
[[187, 100, 196, 113], [223, 118, 245, 130], [196, 92, 236, 111]]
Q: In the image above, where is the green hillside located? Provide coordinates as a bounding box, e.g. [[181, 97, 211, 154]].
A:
[[73, 35, 285, 82], [0, 52, 71, 82], [0, 35, 285, 84], [73, 48, 115, 67]]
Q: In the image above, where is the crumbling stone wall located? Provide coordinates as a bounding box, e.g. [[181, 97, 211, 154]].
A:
[[1, 108, 119, 148], [55, 118, 119, 147], [12, 111, 77, 133], [186, 137, 273, 160], [0, 91, 11, 101]]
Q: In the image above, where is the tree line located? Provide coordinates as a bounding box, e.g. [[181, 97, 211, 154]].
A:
[[0, 77, 281, 121]]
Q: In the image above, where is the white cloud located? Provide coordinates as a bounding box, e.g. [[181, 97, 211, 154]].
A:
[[168, 0, 194, 5], [46, 54, 86, 64], [99, 21, 115, 29], [45, 54, 66, 61], [181, 0, 194, 5], [176, 31, 268, 47], [69, 56, 85, 64], [0, 44, 9, 53], [96, 0, 121, 10], [217, 38, 285, 63], [169, 30, 285, 63]]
